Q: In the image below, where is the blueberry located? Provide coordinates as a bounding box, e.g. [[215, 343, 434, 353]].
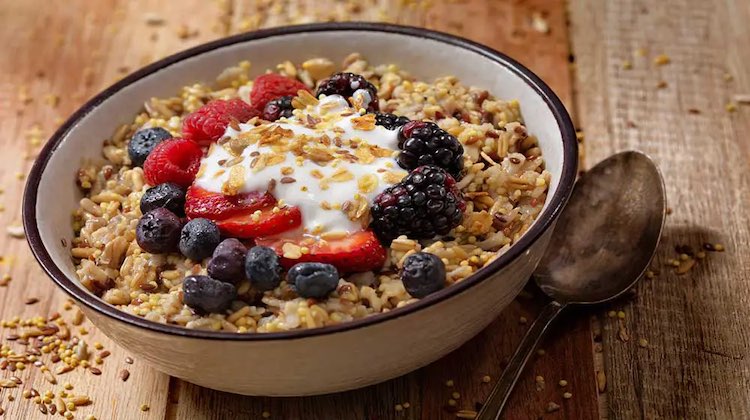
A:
[[287, 263, 339, 299], [244, 246, 282, 291], [179, 218, 221, 261], [128, 127, 172, 167], [135, 208, 182, 254], [182, 275, 236, 314], [140, 183, 186, 216], [400, 252, 445, 298], [207, 238, 248, 284]]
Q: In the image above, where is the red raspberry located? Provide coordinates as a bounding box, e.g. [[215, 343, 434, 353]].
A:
[[250, 74, 310, 112], [143, 139, 203, 188], [182, 99, 258, 146]]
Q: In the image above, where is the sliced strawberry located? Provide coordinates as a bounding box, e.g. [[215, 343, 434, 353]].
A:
[[216, 206, 302, 238], [256, 230, 386, 273], [185, 186, 275, 220]]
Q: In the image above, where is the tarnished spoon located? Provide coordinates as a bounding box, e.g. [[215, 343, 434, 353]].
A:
[[476, 151, 666, 419]]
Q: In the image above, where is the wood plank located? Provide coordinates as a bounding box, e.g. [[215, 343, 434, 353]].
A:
[[172, 1, 597, 419], [569, 0, 750, 418], [0, 1, 223, 419]]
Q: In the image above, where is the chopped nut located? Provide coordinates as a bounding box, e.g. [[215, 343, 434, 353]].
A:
[[222, 165, 246, 196], [302, 58, 335, 81]]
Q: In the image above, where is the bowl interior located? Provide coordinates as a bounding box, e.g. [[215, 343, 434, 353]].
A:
[[28, 24, 573, 335]]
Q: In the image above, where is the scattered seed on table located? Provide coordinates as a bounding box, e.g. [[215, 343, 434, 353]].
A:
[[261, 411, 271, 418], [402, 402, 410, 409], [714, 243, 725, 252], [596, 371, 607, 392], [125, 356, 134, 364], [638, 338, 649, 348], [546, 402, 561, 412], [119, 369, 130, 382], [447, 399, 457, 407], [445, 379, 454, 387], [563, 392, 573, 399], [519, 316, 527, 324], [653, 54, 670, 66], [456, 410, 478, 419], [140, 403, 150, 412], [24, 297, 39, 305], [617, 311, 626, 319], [89, 367, 102, 375], [452, 392, 461, 399], [481, 375, 491, 384], [394, 404, 403, 412], [537, 349, 546, 356], [558, 379, 568, 387]]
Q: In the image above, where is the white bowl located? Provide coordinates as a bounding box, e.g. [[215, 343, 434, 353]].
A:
[[23, 23, 577, 396]]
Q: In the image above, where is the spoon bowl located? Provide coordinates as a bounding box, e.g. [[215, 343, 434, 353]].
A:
[[477, 151, 666, 420], [534, 150, 667, 304]]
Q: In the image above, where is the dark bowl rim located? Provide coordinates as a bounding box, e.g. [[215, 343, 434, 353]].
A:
[[23, 22, 578, 341]]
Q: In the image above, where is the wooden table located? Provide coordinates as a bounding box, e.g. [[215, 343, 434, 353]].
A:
[[1, 0, 748, 418]]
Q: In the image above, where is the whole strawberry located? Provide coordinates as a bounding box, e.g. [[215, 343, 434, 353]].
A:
[[250, 73, 309, 112], [182, 99, 258, 146]]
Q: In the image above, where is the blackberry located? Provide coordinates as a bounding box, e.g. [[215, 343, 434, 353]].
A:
[[401, 252, 446, 298], [128, 127, 172, 167], [397, 121, 464, 179], [370, 165, 466, 242], [262, 95, 294, 121], [315, 72, 379, 112], [374, 112, 410, 130]]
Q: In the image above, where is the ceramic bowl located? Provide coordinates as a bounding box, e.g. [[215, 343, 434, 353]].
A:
[[23, 23, 577, 396]]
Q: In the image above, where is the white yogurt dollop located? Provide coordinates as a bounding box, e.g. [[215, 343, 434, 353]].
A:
[[193, 95, 405, 235]]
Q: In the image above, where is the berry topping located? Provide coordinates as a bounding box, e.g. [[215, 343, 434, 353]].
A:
[[128, 127, 172, 167], [287, 263, 339, 299], [207, 238, 248, 284], [261, 95, 294, 121], [143, 139, 203, 188], [179, 218, 221, 261], [400, 252, 446, 298], [185, 186, 275, 220], [250, 73, 310, 113], [370, 165, 466, 242], [244, 246, 282, 291], [215, 205, 302, 239], [182, 99, 259, 146], [182, 275, 237, 314], [255, 230, 386, 274], [397, 121, 464, 179], [374, 112, 411, 130], [136, 208, 182, 254], [315, 72, 379, 112], [140, 183, 186, 217]]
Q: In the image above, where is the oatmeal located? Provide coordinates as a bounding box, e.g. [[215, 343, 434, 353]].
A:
[[71, 53, 551, 332]]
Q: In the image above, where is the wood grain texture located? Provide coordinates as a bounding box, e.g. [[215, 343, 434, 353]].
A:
[[569, 0, 750, 418], [0, 0, 598, 419]]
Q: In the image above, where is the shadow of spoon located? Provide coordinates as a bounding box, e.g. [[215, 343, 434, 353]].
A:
[[476, 150, 666, 419]]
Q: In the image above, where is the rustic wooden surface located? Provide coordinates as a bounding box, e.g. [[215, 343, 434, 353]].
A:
[[10, 0, 749, 419], [569, 0, 750, 419]]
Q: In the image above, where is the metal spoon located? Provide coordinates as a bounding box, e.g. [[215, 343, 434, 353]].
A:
[[476, 150, 666, 420]]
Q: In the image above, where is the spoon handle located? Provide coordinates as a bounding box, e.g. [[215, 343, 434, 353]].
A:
[[476, 300, 567, 420]]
